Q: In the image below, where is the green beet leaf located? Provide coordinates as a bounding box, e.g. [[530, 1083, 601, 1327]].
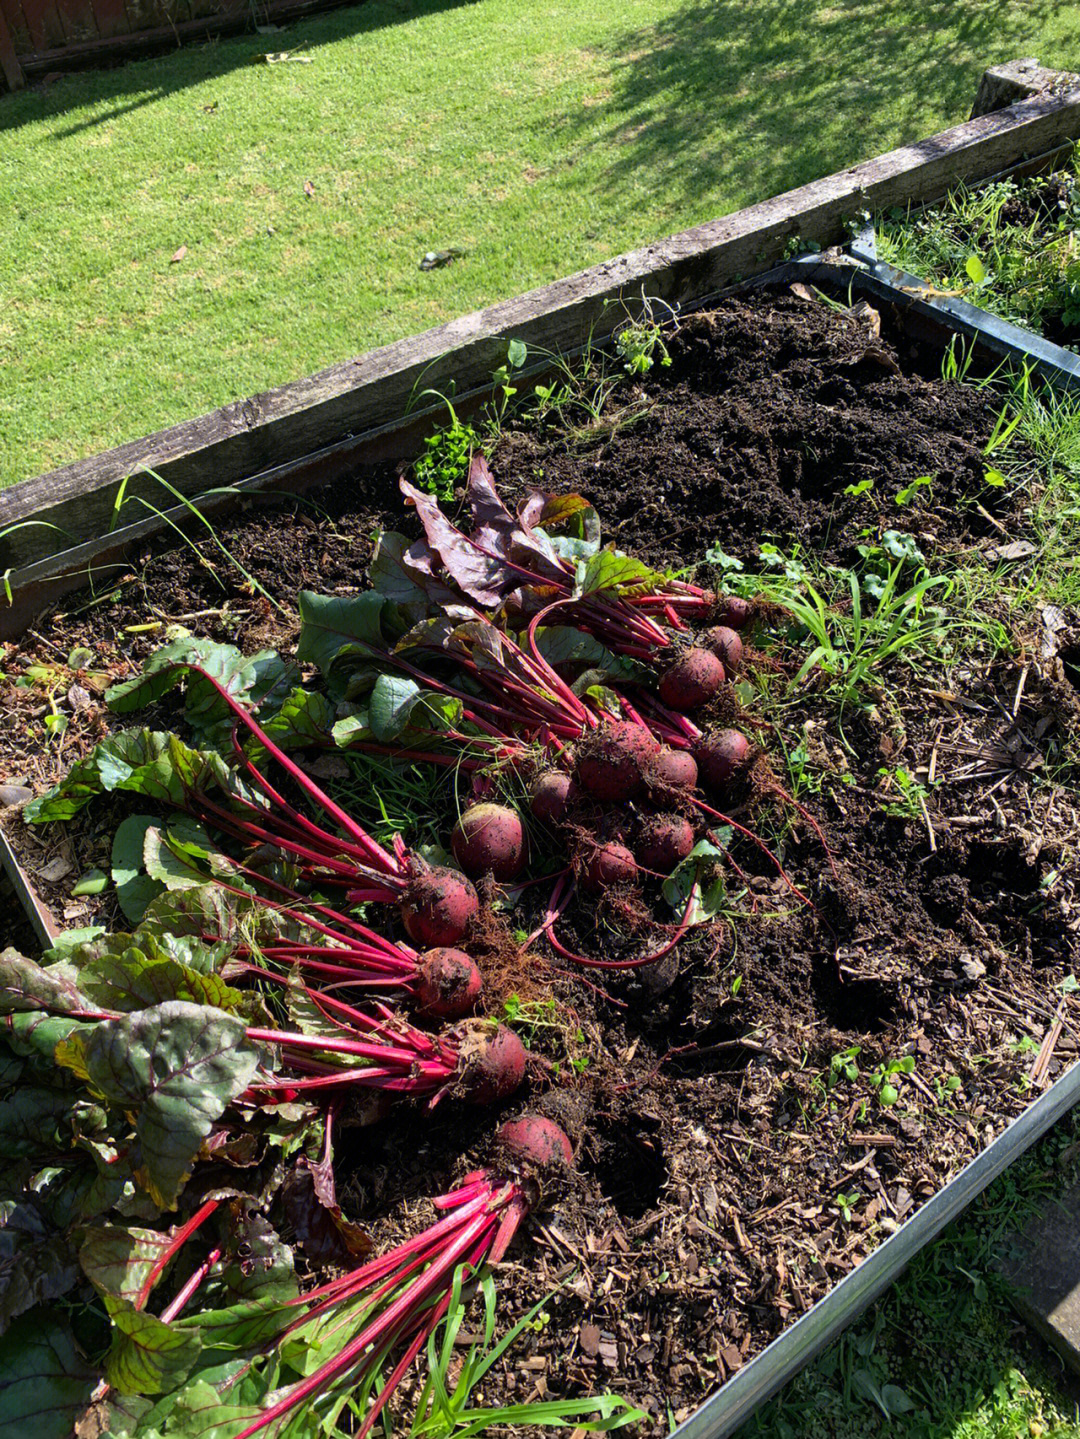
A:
[[103, 1295, 203, 1395], [58, 1002, 262, 1210], [0, 1309, 98, 1439]]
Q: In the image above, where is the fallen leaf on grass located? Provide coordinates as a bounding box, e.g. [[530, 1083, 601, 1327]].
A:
[[303, 180, 315, 198], [986, 539, 1037, 562], [169, 245, 187, 264]]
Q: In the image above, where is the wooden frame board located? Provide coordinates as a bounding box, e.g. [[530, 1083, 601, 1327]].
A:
[[3, 66, 1080, 642]]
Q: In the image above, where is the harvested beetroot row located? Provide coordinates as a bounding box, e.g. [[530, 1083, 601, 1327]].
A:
[[229, 1114, 573, 1439]]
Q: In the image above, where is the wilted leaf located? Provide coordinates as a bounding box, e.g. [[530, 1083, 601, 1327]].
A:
[[303, 179, 315, 197], [24, 730, 232, 825], [280, 1153, 371, 1267], [400, 478, 508, 606], [170, 245, 187, 264]]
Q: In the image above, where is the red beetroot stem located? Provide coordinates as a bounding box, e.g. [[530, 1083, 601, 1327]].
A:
[[184, 664, 400, 875], [134, 1198, 219, 1310], [232, 1174, 527, 1439]]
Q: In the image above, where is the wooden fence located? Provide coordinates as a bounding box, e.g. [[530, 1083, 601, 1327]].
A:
[[0, 0, 350, 89]]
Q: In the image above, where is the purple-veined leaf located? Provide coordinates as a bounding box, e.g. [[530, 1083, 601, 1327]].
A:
[[0, 948, 95, 1017], [0, 1310, 98, 1439], [56, 1002, 262, 1210], [400, 478, 508, 606], [77, 1223, 175, 1308], [103, 1294, 203, 1395]]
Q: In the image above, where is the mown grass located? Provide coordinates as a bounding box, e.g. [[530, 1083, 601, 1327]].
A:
[[2, 0, 1079, 486]]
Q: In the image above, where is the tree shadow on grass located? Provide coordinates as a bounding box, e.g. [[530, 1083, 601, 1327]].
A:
[[0, 0, 477, 133], [548, 0, 1073, 230]]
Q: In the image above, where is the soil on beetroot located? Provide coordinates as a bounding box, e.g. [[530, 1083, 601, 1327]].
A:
[[3, 292, 1080, 1432]]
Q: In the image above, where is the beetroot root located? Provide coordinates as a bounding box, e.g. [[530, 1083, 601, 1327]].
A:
[[529, 771, 577, 825], [401, 866, 479, 947], [658, 648, 725, 712], [715, 595, 752, 630], [497, 1114, 573, 1168], [415, 948, 483, 1019], [581, 840, 638, 892], [451, 803, 527, 882], [458, 1024, 528, 1104], [647, 746, 699, 793], [704, 625, 743, 674], [575, 722, 659, 802], [694, 729, 752, 791], [636, 814, 695, 874]]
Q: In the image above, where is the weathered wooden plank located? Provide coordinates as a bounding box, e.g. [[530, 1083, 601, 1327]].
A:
[[0, 0, 25, 85], [86, 0, 132, 42], [3, 74, 1080, 593], [971, 58, 1080, 118]]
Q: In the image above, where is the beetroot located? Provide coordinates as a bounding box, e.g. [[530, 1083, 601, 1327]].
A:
[[704, 624, 743, 674], [529, 771, 577, 825], [451, 803, 526, 882], [657, 648, 725, 712], [581, 840, 638, 892], [401, 866, 479, 947], [459, 1024, 528, 1104], [497, 1114, 574, 1168], [576, 722, 659, 801], [716, 595, 752, 630], [636, 815, 695, 874], [694, 729, 752, 791], [415, 948, 483, 1019], [647, 746, 699, 792]]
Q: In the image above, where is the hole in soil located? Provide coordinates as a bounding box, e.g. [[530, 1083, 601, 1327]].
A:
[[587, 1116, 667, 1219], [811, 959, 900, 1034], [1058, 644, 1080, 693], [964, 840, 1041, 895]]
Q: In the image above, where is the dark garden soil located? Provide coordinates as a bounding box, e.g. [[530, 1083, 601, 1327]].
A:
[[3, 292, 1080, 1432]]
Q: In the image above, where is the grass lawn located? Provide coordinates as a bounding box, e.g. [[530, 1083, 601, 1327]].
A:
[[738, 1108, 1080, 1439], [2, 0, 1080, 486]]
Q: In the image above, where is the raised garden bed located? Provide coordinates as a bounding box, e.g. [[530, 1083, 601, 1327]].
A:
[[4, 65, 1080, 1439]]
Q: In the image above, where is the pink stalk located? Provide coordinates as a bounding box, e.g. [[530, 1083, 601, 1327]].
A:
[[232, 1169, 535, 1439], [134, 1198, 219, 1310], [159, 1247, 222, 1323], [183, 664, 401, 875]]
